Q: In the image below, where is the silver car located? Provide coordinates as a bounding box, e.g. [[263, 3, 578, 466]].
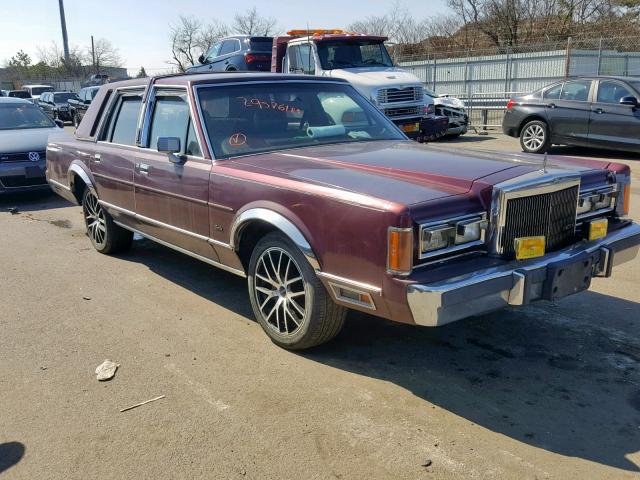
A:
[[0, 97, 62, 194]]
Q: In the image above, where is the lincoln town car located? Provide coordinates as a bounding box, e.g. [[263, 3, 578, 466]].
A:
[[46, 73, 640, 349]]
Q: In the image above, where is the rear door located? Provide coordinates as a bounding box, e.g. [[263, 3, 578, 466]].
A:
[[133, 87, 213, 258], [212, 39, 240, 71], [544, 79, 593, 146], [92, 88, 144, 212], [588, 79, 640, 152]]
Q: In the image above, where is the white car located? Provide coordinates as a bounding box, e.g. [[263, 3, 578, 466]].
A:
[[21, 84, 54, 103], [425, 89, 469, 137], [0, 97, 62, 194]]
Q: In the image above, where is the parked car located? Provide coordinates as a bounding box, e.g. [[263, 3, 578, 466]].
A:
[[0, 97, 62, 194], [68, 86, 101, 128], [424, 89, 469, 137], [503, 76, 640, 153], [38, 91, 79, 123], [271, 30, 443, 142], [7, 90, 32, 101], [22, 84, 54, 102], [188, 35, 273, 73], [46, 73, 639, 350]]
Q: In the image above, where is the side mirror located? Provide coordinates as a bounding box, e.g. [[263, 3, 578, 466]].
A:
[[157, 137, 184, 164], [619, 96, 638, 107], [198, 54, 206, 64], [54, 119, 64, 128], [84, 99, 91, 105]]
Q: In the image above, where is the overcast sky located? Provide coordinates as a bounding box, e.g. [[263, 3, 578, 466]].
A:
[[0, 0, 448, 76]]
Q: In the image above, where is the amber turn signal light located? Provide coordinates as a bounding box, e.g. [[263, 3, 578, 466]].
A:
[[622, 182, 631, 216], [388, 227, 413, 275]]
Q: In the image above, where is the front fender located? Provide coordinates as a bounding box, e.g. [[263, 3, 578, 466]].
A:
[[230, 207, 320, 271]]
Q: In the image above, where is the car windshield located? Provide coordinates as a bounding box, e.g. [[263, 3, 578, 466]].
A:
[[54, 93, 78, 103], [30, 87, 54, 95], [0, 103, 55, 130], [198, 82, 403, 159], [317, 40, 394, 69]]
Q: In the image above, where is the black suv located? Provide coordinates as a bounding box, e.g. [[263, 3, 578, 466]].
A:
[[188, 35, 273, 73], [503, 76, 640, 154]]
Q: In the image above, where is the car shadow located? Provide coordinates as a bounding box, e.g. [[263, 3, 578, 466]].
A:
[[115, 238, 640, 471], [437, 133, 497, 143], [0, 190, 73, 213], [0, 442, 26, 474]]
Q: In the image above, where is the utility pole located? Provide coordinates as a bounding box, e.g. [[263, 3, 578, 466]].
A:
[[57, 0, 70, 65], [91, 35, 96, 73]]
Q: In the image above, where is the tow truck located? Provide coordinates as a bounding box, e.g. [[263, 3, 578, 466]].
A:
[[271, 29, 448, 142]]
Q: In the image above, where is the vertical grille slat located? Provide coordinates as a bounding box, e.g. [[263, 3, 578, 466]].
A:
[[500, 185, 579, 258]]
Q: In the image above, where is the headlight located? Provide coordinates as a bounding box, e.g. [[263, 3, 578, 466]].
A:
[[420, 214, 487, 257], [577, 187, 617, 217]]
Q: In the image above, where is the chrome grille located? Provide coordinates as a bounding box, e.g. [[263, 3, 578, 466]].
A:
[[500, 185, 579, 258], [377, 87, 423, 104], [0, 151, 46, 163], [384, 106, 421, 118]]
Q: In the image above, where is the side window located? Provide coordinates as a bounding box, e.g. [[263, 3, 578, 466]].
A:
[[597, 81, 633, 104], [560, 80, 591, 102], [79, 89, 87, 101], [544, 84, 562, 100], [206, 42, 222, 61], [185, 120, 202, 156], [103, 94, 143, 145], [219, 40, 237, 56], [292, 44, 315, 75], [148, 94, 194, 154]]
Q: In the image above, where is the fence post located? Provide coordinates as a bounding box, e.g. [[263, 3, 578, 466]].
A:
[[504, 46, 511, 94], [432, 56, 437, 91], [597, 37, 603, 75], [564, 36, 572, 78], [425, 54, 429, 86], [463, 52, 469, 96]]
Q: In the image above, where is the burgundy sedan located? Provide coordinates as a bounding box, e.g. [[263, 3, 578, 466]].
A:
[[46, 73, 640, 349]]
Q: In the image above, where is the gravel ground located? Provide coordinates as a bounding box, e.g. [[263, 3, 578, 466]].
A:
[[1, 133, 640, 479]]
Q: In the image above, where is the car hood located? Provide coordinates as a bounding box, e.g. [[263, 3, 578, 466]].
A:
[[327, 67, 422, 89], [0, 127, 59, 153], [435, 96, 465, 110], [225, 140, 609, 208]]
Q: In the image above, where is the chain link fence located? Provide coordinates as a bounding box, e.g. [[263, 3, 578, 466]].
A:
[[397, 35, 640, 130]]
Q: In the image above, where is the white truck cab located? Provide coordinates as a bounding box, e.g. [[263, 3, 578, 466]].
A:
[[272, 30, 439, 140]]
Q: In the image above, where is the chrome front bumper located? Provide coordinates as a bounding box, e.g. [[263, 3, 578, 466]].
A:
[[407, 222, 640, 326]]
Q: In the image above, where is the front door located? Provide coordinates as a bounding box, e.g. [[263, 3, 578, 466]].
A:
[[133, 89, 213, 259], [545, 79, 593, 146], [588, 79, 640, 152]]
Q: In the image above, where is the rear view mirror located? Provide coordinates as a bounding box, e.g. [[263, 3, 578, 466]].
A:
[[54, 119, 64, 128], [198, 54, 206, 64], [619, 96, 638, 107]]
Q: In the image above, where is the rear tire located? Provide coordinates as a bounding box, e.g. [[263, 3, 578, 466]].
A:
[[82, 188, 133, 254], [247, 232, 346, 350], [520, 120, 550, 153]]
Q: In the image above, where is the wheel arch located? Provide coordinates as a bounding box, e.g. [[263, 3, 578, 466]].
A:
[[231, 207, 320, 272], [67, 161, 96, 204], [517, 114, 548, 137]]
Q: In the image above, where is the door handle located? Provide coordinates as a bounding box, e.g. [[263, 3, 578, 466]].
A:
[[93, 153, 101, 163], [594, 108, 605, 114], [547, 103, 556, 109]]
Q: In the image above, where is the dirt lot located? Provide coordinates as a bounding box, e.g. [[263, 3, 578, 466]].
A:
[[1, 133, 640, 479]]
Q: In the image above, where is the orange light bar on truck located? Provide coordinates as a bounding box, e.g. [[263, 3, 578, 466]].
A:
[[387, 227, 413, 275]]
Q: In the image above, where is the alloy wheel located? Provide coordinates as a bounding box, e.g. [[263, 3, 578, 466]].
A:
[[83, 191, 107, 247], [252, 247, 307, 336], [522, 124, 546, 151]]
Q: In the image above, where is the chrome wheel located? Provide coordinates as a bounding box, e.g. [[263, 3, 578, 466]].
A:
[[522, 124, 546, 151], [253, 247, 307, 336], [83, 191, 106, 247]]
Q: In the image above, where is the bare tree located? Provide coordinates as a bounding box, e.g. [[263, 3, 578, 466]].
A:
[[91, 38, 123, 73], [37, 41, 87, 73], [232, 6, 278, 36], [168, 16, 228, 72]]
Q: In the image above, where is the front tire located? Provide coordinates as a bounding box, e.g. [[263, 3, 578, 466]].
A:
[[82, 188, 133, 254], [520, 120, 550, 153], [248, 232, 346, 350]]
